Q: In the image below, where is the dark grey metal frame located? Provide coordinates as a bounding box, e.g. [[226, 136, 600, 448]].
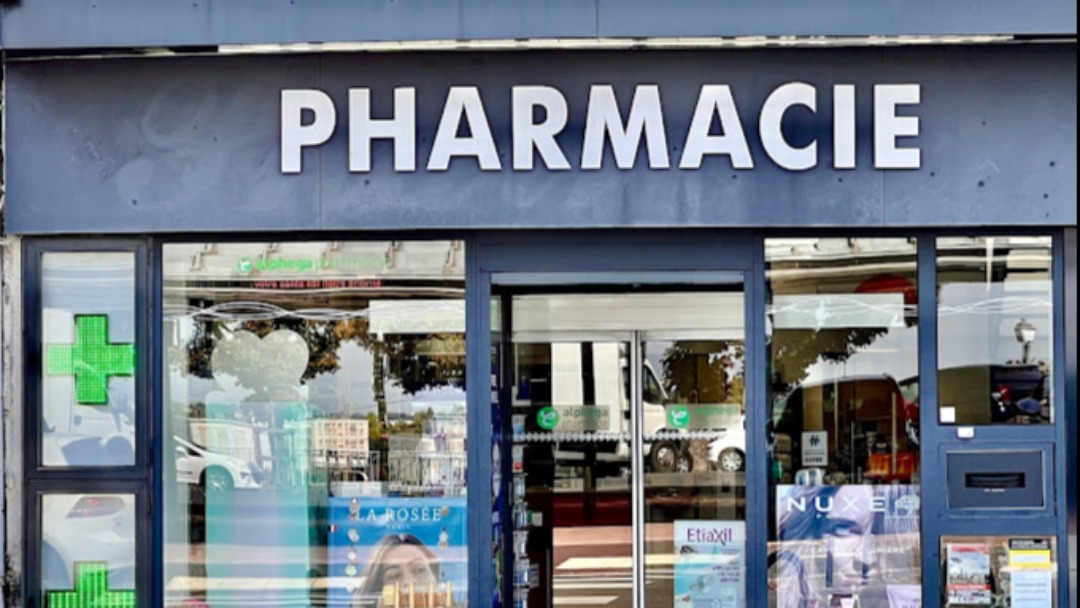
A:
[[489, 270, 751, 608], [1064, 228, 1077, 608], [918, 232, 1070, 607], [17, 227, 1073, 608], [21, 238, 153, 608]]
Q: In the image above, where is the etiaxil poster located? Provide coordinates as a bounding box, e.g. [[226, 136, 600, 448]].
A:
[[673, 521, 746, 607]]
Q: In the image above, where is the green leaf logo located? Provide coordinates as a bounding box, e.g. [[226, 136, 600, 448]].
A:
[[668, 405, 691, 429], [537, 407, 560, 431], [237, 257, 253, 274]]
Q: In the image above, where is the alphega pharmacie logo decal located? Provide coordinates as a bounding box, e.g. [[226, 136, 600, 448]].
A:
[[668, 405, 691, 429], [537, 407, 560, 431], [236, 255, 388, 274]]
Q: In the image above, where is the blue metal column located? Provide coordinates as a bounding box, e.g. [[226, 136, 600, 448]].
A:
[[1066, 228, 1077, 608], [466, 238, 494, 608], [917, 236, 944, 608], [747, 237, 769, 608], [1052, 232, 1071, 607]]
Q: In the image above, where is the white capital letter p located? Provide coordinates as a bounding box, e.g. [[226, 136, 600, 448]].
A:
[[281, 89, 337, 174]]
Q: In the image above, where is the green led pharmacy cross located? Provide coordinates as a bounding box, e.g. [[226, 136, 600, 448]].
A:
[[47, 315, 136, 405], [46, 562, 136, 608]]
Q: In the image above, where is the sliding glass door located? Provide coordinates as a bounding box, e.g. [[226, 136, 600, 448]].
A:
[[498, 285, 748, 608]]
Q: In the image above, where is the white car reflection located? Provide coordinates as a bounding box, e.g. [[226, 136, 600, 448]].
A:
[[174, 436, 265, 491], [707, 416, 747, 472], [42, 495, 135, 591]]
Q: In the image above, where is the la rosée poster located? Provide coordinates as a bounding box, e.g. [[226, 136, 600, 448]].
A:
[[329, 497, 468, 607]]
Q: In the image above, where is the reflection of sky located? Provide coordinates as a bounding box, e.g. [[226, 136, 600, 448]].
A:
[[802, 326, 918, 386], [788, 281, 1052, 388], [939, 282, 1053, 369]]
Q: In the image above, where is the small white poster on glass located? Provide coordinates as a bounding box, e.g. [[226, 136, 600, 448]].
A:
[[1008, 539, 1053, 608], [801, 431, 829, 467], [1010, 569, 1052, 608], [673, 521, 745, 608]]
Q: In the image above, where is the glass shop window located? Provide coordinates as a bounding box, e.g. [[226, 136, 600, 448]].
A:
[[937, 236, 1054, 425], [162, 241, 468, 607], [766, 238, 922, 608], [41, 252, 137, 467]]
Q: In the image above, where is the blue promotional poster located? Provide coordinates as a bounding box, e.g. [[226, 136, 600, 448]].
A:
[[673, 521, 746, 607], [329, 497, 468, 607]]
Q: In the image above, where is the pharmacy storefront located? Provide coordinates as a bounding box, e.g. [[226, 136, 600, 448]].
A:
[[2, 43, 1076, 608]]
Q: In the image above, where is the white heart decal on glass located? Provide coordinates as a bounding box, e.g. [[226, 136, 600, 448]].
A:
[[210, 329, 310, 400]]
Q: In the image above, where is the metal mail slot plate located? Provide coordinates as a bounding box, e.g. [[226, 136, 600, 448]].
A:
[[946, 450, 1045, 510]]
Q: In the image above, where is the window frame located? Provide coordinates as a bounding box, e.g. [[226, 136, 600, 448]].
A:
[[18, 229, 1068, 608], [22, 238, 152, 608], [151, 232, 474, 608]]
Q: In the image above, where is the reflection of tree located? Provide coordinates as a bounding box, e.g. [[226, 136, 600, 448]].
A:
[[661, 342, 745, 404], [178, 314, 466, 483], [769, 328, 888, 392], [176, 317, 465, 430]]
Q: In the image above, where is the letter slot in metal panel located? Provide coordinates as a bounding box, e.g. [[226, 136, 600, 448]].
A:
[[947, 450, 1045, 510], [965, 472, 1026, 490]]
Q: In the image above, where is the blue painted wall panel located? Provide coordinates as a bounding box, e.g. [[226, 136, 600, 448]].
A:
[[4, 46, 1076, 234], [5, 55, 322, 233], [881, 44, 1077, 225], [596, 0, 1077, 38], [1, 0, 1076, 50], [0, 0, 599, 50], [1067, 228, 1077, 608]]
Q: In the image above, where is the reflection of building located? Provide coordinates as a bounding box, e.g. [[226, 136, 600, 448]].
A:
[[387, 415, 468, 496], [310, 418, 372, 474]]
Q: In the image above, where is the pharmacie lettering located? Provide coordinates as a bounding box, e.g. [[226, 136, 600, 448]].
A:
[[280, 83, 921, 174]]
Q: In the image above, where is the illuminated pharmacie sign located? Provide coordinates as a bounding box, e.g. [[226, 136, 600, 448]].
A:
[[280, 83, 921, 174]]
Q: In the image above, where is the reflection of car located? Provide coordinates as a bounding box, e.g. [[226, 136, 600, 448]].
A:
[[902, 364, 1049, 424], [707, 416, 747, 472], [41, 495, 135, 590], [42, 387, 135, 467], [174, 436, 265, 491]]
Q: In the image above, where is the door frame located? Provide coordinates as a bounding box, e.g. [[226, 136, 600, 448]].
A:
[[470, 229, 762, 608], [492, 283, 750, 608]]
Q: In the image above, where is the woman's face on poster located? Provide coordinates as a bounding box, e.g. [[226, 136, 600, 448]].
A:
[[379, 543, 437, 590], [824, 486, 876, 591]]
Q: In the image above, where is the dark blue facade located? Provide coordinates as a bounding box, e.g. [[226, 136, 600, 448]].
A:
[[1, 4, 1076, 607]]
